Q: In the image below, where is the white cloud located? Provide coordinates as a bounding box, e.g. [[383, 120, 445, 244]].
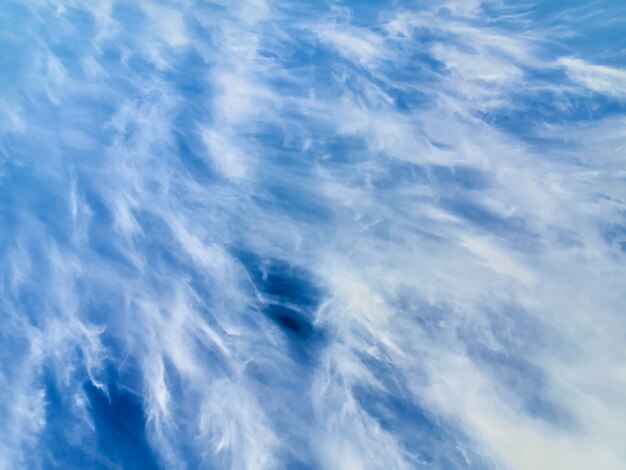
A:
[[2, 0, 626, 468], [201, 129, 249, 180], [560, 57, 626, 98]]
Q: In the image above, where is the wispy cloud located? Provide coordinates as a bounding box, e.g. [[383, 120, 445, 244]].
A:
[[0, 0, 625, 468], [559, 57, 626, 98]]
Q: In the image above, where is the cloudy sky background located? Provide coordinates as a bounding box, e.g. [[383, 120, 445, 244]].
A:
[[1, 0, 625, 468]]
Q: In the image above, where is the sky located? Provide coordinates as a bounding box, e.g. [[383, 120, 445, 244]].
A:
[[1, 1, 625, 469]]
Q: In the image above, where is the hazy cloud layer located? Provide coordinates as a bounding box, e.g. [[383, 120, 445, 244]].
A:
[[1, 1, 625, 469]]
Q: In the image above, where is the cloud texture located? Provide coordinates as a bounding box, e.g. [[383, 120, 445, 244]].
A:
[[1, 1, 625, 469]]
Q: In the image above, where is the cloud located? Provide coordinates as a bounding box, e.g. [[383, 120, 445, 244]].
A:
[[201, 129, 249, 180], [559, 56, 626, 98], [1, 0, 625, 468]]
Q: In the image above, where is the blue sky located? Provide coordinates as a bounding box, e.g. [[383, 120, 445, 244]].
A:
[[1, 1, 625, 469]]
